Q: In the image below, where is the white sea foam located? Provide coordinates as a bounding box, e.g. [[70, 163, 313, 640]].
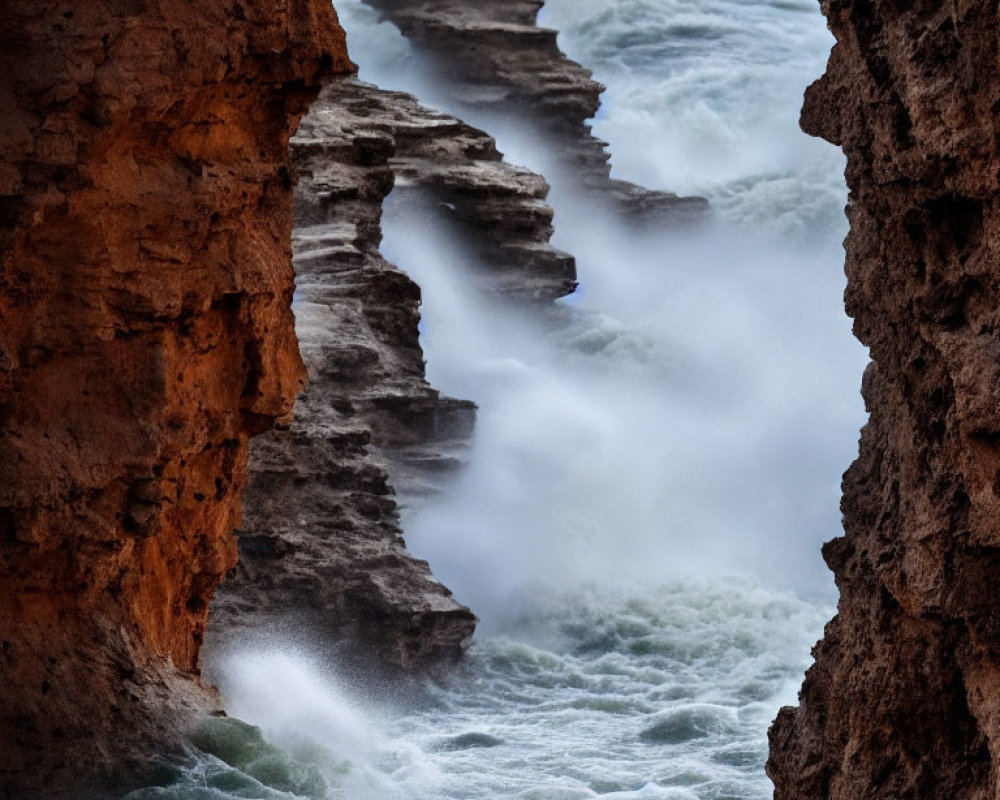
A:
[[539, 0, 845, 233]]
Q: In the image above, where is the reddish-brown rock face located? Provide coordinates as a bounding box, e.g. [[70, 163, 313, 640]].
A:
[[0, 2, 350, 796], [768, 1, 1000, 797]]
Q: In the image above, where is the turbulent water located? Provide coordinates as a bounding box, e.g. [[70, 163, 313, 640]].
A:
[[131, 584, 829, 800], [540, 0, 848, 231], [125, 1, 869, 798], [348, 0, 866, 605]]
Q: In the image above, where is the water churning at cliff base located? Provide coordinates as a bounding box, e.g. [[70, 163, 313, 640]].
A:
[[351, 0, 866, 607]]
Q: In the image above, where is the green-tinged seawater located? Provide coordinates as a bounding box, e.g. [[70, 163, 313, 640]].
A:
[[127, 582, 829, 800]]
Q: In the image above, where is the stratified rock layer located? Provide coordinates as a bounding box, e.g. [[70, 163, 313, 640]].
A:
[[211, 77, 578, 669], [768, 1, 1000, 797], [0, 3, 349, 796], [362, 0, 707, 222]]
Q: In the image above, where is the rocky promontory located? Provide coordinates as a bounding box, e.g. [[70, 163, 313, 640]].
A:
[[210, 76, 577, 670], [208, 0, 708, 676], [768, 0, 1000, 796], [0, 2, 349, 795]]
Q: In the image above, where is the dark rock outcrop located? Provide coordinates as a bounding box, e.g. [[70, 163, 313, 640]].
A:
[[362, 0, 708, 223], [211, 0, 707, 673], [768, 1, 1000, 797], [0, 2, 350, 796], [211, 77, 576, 669]]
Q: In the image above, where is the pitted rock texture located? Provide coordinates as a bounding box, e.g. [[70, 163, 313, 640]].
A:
[[767, 1, 1000, 798], [362, 0, 707, 223], [211, 76, 579, 669], [0, 2, 349, 796]]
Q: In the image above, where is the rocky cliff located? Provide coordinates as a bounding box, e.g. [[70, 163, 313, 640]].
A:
[[209, 0, 705, 673], [768, 0, 1000, 797], [210, 76, 577, 670], [361, 0, 707, 222], [0, 2, 349, 796]]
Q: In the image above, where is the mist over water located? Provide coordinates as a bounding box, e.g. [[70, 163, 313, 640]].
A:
[[153, 2, 871, 798], [334, 0, 867, 614], [379, 200, 855, 625]]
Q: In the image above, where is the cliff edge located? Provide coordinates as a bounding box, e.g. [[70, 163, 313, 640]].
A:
[[0, 2, 350, 796], [210, 75, 579, 670], [768, 0, 1000, 796]]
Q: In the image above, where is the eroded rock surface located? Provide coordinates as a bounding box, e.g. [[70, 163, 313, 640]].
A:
[[211, 77, 577, 669], [768, 1, 1000, 797], [0, 2, 349, 795], [362, 0, 707, 222]]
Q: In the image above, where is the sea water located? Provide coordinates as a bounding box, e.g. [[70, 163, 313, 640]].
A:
[[132, 583, 829, 800], [337, 0, 866, 603]]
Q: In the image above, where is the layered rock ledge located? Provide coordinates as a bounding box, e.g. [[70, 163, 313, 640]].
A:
[[768, 1, 1000, 797], [362, 0, 708, 223], [0, 2, 349, 796], [211, 76, 576, 669]]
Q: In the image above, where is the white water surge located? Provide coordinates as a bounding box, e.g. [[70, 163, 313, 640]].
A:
[[126, 1, 868, 798], [539, 0, 848, 232]]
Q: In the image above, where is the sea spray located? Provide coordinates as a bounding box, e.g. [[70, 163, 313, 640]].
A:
[[378, 187, 859, 618]]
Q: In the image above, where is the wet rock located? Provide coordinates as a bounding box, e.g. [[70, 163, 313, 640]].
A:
[[214, 77, 589, 669], [436, 732, 505, 750]]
